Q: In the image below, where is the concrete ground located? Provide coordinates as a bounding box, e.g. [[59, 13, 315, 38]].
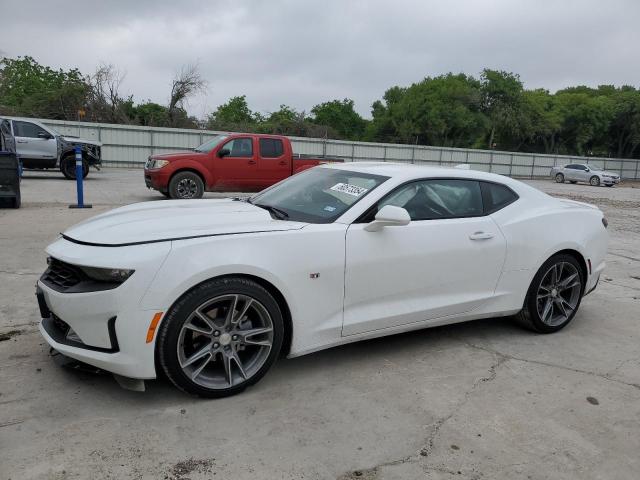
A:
[[1, 169, 639, 480]]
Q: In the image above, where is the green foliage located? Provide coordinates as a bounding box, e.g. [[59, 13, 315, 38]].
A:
[[368, 74, 487, 147], [311, 99, 366, 139], [0, 56, 87, 120]]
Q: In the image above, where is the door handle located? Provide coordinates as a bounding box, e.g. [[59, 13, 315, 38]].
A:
[[469, 231, 494, 240], [248, 160, 256, 165], [279, 161, 287, 166]]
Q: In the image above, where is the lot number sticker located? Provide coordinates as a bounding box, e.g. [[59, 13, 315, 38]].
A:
[[330, 183, 368, 197]]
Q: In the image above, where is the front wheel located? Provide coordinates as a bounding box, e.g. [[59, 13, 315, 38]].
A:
[[555, 173, 565, 183], [590, 176, 600, 187], [157, 277, 284, 397], [169, 171, 204, 199], [60, 155, 89, 180], [516, 254, 584, 333]]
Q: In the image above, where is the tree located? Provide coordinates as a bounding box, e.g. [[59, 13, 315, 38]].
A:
[[0, 56, 88, 120], [207, 95, 257, 131], [607, 87, 640, 158], [311, 99, 367, 139], [168, 64, 206, 127], [480, 69, 530, 150], [86, 64, 129, 123], [368, 74, 487, 147]]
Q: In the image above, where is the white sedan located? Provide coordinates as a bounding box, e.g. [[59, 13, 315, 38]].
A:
[[37, 163, 608, 397]]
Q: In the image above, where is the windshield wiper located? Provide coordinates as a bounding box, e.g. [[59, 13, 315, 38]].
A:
[[254, 203, 289, 220]]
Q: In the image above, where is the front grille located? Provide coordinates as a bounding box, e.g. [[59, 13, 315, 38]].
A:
[[41, 258, 83, 292]]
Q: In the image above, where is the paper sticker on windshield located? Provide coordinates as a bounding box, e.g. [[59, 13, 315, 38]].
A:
[[330, 183, 368, 197]]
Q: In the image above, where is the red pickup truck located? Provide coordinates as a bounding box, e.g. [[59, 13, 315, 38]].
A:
[[144, 133, 342, 199]]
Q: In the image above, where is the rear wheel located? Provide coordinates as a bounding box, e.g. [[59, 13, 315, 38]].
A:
[[12, 190, 21, 209], [590, 176, 600, 187], [157, 277, 284, 397], [516, 254, 584, 333], [555, 173, 565, 183], [60, 155, 89, 180], [169, 171, 204, 199]]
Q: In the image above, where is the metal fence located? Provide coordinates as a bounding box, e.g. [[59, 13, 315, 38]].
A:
[[41, 118, 640, 180]]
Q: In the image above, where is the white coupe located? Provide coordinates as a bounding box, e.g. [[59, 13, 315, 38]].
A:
[[37, 163, 608, 397]]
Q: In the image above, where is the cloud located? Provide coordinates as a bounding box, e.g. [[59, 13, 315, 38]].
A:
[[3, 0, 639, 118]]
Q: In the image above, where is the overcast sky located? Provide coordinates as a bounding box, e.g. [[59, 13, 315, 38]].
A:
[[2, 0, 639, 118]]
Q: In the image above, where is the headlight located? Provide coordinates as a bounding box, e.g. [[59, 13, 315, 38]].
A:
[[149, 159, 169, 169], [80, 266, 135, 283]]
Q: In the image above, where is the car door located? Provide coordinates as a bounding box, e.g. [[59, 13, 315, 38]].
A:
[[342, 178, 507, 336], [577, 165, 591, 182], [213, 137, 257, 190], [563, 165, 577, 181], [257, 137, 290, 188], [12, 120, 57, 165]]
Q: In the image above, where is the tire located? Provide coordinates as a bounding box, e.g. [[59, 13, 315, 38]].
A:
[[555, 173, 564, 183], [12, 190, 21, 209], [157, 277, 284, 397], [516, 253, 585, 333], [569, 181, 577, 184], [60, 155, 89, 180], [589, 175, 600, 187], [169, 171, 204, 199]]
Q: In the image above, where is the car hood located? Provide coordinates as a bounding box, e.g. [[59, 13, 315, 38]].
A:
[[62, 199, 307, 246], [591, 169, 618, 177], [150, 151, 206, 161], [60, 136, 102, 147]]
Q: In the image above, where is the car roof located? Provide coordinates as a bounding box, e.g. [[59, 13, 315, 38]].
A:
[[322, 161, 518, 185]]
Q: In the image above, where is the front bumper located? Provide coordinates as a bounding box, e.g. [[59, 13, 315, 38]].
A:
[[144, 168, 171, 191], [601, 177, 620, 185], [36, 237, 172, 379]]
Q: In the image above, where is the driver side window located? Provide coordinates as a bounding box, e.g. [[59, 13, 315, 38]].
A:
[[13, 121, 49, 138], [378, 179, 483, 221], [222, 138, 253, 158]]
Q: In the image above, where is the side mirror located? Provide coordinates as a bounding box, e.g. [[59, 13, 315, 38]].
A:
[[38, 132, 52, 139], [585, 167, 590, 172], [364, 205, 411, 232], [218, 148, 230, 158]]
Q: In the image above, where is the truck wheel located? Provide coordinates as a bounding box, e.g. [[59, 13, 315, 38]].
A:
[[169, 171, 204, 199], [12, 191, 21, 209], [555, 173, 564, 183], [61, 155, 89, 180]]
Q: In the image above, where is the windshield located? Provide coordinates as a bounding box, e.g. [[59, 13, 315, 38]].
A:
[[249, 167, 389, 223], [195, 135, 228, 153]]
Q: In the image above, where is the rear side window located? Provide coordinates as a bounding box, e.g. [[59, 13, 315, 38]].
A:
[[481, 182, 518, 214], [259, 138, 284, 158]]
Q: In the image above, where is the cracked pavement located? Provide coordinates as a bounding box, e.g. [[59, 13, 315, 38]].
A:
[[1, 170, 639, 479]]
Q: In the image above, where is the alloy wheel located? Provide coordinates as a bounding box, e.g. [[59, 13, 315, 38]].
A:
[[176, 178, 199, 198], [176, 294, 274, 389], [536, 262, 582, 327]]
